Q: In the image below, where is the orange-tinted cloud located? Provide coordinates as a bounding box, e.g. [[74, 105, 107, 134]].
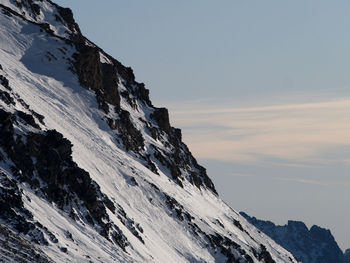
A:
[[168, 98, 350, 163]]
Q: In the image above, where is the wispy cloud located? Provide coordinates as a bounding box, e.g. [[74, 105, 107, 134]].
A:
[[167, 98, 350, 163], [276, 177, 329, 186], [227, 173, 253, 177]]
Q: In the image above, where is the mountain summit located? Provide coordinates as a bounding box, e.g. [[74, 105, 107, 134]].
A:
[[0, 1, 298, 262]]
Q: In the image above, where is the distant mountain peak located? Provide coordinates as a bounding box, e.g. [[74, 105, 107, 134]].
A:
[[241, 212, 345, 263], [345, 249, 350, 263]]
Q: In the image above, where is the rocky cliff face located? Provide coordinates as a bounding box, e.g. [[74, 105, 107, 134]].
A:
[[241, 212, 345, 263], [0, 0, 299, 262]]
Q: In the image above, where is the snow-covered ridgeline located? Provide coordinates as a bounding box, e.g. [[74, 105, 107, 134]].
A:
[[0, 1, 299, 262]]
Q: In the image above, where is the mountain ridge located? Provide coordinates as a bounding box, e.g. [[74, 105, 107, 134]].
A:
[[0, 1, 298, 262], [241, 212, 345, 263]]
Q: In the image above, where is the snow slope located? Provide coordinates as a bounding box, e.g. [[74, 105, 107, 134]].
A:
[[0, 1, 298, 262]]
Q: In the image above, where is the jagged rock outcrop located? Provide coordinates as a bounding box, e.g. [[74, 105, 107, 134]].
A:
[[0, 79, 133, 252], [241, 212, 345, 263], [0, 223, 52, 263]]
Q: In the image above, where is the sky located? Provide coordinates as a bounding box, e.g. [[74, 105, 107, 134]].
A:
[[55, 0, 350, 251]]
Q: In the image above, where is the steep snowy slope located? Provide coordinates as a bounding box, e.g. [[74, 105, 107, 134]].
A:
[[0, 1, 299, 262]]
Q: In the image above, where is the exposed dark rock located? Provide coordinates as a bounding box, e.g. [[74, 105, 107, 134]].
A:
[[107, 59, 152, 108], [31, 110, 45, 124], [101, 63, 120, 106], [30, 3, 40, 17], [164, 192, 187, 221], [0, 90, 15, 105], [0, 109, 16, 148], [151, 136, 217, 193], [233, 219, 244, 232], [14, 0, 41, 20], [55, 4, 81, 36], [0, 223, 53, 263], [17, 110, 40, 129], [110, 228, 128, 252], [117, 205, 144, 244], [128, 176, 138, 186], [150, 108, 171, 134], [143, 154, 158, 174], [159, 187, 252, 263], [0, 107, 129, 250], [0, 171, 48, 245], [214, 219, 225, 229], [152, 146, 184, 187], [72, 44, 120, 113], [64, 230, 74, 241], [73, 46, 103, 101], [59, 247, 68, 253], [0, 74, 10, 90], [258, 245, 275, 263], [205, 232, 254, 263], [131, 82, 152, 107], [108, 110, 144, 152], [120, 90, 137, 109]]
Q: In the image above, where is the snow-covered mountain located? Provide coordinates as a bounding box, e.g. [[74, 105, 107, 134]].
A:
[[241, 212, 345, 263], [0, 1, 299, 262]]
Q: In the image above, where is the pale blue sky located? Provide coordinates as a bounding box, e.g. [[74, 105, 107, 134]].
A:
[[55, 0, 350, 250]]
